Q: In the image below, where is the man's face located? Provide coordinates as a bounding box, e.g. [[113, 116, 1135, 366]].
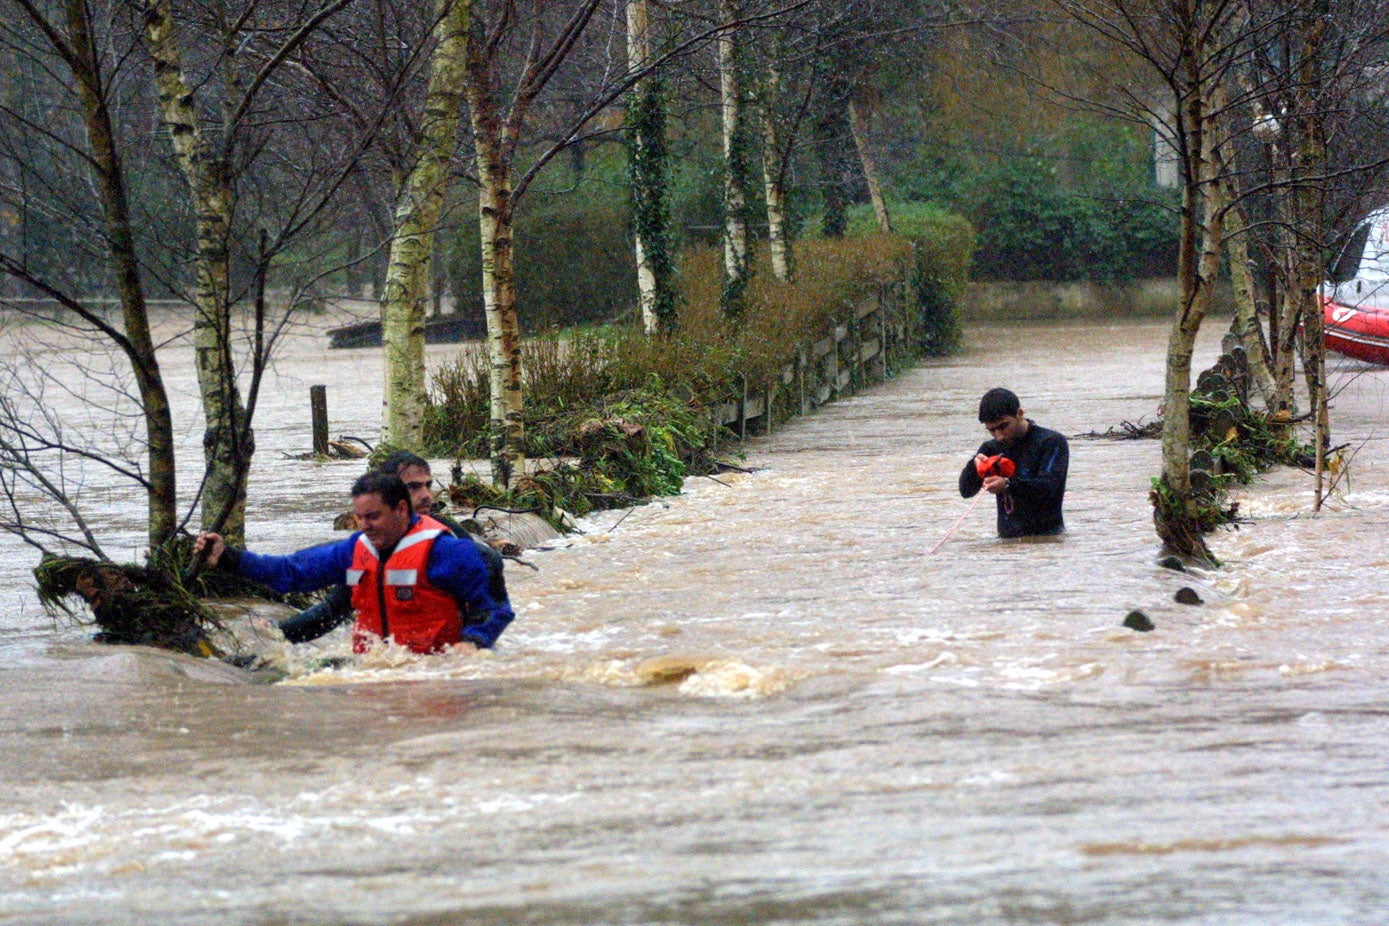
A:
[[983, 410, 1027, 446], [397, 464, 434, 517], [353, 492, 412, 550]]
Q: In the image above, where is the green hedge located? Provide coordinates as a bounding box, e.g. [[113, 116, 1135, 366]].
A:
[[442, 185, 637, 331], [425, 227, 973, 520], [843, 204, 973, 356], [962, 159, 1179, 282]]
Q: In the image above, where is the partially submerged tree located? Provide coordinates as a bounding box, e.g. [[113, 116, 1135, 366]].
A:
[[1049, 0, 1389, 552], [379, 0, 472, 451], [0, 0, 395, 572], [1048, 0, 1251, 560]]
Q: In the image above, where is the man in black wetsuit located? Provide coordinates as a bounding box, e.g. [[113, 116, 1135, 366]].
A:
[[958, 387, 1068, 538], [277, 452, 509, 643]]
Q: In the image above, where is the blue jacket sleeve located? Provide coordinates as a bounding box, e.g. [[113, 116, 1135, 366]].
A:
[[425, 534, 515, 648], [235, 537, 359, 596]]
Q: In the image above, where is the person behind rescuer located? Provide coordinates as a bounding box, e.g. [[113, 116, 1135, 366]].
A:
[[275, 451, 509, 644], [194, 472, 514, 654], [958, 387, 1069, 538]]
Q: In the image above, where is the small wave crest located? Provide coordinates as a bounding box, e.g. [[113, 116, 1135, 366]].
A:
[[580, 654, 794, 698]]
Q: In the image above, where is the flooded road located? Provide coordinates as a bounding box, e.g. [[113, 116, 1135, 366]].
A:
[[1, 314, 1388, 924]]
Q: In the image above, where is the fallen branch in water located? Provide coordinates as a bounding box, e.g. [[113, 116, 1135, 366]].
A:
[[35, 555, 221, 657], [1076, 419, 1162, 440]]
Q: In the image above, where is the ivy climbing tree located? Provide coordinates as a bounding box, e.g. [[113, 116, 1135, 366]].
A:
[[626, 0, 678, 335]]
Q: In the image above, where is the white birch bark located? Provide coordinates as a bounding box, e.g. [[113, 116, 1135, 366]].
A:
[[380, 0, 471, 450], [848, 96, 892, 234], [627, 0, 661, 332], [138, 0, 250, 543], [718, 0, 749, 291], [1159, 74, 1227, 558], [756, 67, 791, 282], [465, 78, 525, 486]]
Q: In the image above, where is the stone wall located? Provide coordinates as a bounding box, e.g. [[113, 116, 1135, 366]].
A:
[[962, 278, 1235, 322]]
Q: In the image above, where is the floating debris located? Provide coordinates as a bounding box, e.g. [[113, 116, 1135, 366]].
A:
[[35, 555, 221, 657], [1077, 419, 1162, 440]]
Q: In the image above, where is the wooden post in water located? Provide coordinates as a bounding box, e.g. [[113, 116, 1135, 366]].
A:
[[765, 379, 774, 436], [738, 375, 748, 440], [797, 348, 807, 415], [310, 385, 329, 456]]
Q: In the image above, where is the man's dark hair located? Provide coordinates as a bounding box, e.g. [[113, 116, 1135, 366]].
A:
[[978, 387, 1021, 423], [379, 450, 430, 475], [351, 471, 411, 511]]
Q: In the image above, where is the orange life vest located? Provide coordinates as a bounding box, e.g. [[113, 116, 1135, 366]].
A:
[[347, 515, 461, 653]]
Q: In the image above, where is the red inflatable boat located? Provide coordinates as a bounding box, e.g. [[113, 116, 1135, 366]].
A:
[[1322, 299, 1389, 366]]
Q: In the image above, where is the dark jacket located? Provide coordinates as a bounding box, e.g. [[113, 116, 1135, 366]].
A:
[[959, 421, 1069, 538]]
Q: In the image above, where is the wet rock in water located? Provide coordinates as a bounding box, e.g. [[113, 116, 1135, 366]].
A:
[[1157, 556, 1186, 572], [1174, 586, 1203, 605], [1123, 610, 1155, 632]]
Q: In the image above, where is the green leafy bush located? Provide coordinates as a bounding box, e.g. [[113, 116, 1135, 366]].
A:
[[442, 184, 637, 331], [963, 158, 1179, 282]]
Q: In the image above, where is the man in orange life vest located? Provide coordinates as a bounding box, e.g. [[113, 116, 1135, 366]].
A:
[[195, 472, 513, 653], [274, 451, 509, 644]]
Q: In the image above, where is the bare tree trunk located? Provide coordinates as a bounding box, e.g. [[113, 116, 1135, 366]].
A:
[[1290, 7, 1330, 509], [756, 65, 792, 282], [139, 0, 251, 543], [467, 87, 525, 487], [1156, 75, 1227, 561], [719, 0, 751, 317], [848, 95, 892, 234], [380, 0, 471, 451], [1222, 197, 1278, 405], [1269, 283, 1298, 415], [66, 0, 177, 550]]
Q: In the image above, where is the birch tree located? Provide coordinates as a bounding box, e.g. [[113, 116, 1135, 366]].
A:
[[718, 0, 753, 318], [367, 0, 805, 484], [0, 0, 178, 552], [0, 0, 396, 565], [848, 91, 892, 233], [136, 0, 367, 543], [626, 0, 677, 332], [460, 0, 795, 482], [1052, 0, 1250, 559], [380, 0, 471, 450], [1219, 0, 1389, 507]]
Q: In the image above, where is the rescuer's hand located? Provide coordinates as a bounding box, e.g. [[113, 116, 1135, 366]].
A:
[[194, 532, 226, 567], [982, 474, 1011, 495]]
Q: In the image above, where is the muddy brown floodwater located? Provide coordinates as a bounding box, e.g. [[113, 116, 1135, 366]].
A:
[[1, 312, 1388, 925]]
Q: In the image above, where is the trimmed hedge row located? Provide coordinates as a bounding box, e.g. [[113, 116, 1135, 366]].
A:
[[424, 228, 973, 521]]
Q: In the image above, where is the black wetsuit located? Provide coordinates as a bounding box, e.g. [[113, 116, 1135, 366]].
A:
[[958, 421, 1069, 538], [277, 510, 509, 644]]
